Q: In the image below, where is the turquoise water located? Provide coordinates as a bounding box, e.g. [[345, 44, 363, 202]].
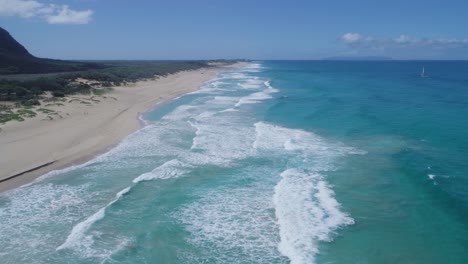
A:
[[1, 61, 468, 263]]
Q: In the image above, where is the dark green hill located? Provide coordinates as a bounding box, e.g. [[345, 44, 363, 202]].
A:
[[0, 27, 104, 74], [0, 27, 31, 57]]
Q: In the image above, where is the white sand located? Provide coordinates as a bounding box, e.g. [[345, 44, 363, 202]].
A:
[[0, 63, 245, 192]]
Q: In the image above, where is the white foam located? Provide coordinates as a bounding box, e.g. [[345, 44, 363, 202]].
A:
[[56, 187, 131, 251], [213, 96, 239, 105], [0, 183, 99, 259], [238, 63, 266, 73], [264, 80, 280, 93], [227, 73, 249, 79], [273, 169, 354, 264], [22, 161, 93, 188], [234, 81, 279, 107], [191, 80, 232, 95], [428, 174, 438, 185], [132, 159, 190, 183], [162, 104, 198, 121], [238, 82, 261, 89], [188, 118, 256, 165], [238, 79, 265, 89], [254, 122, 365, 157], [210, 80, 228, 87], [235, 91, 273, 107], [88, 122, 183, 166], [249, 63, 264, 68], [253, 122, 324, 152], [176, 181, 283, 263], [251, 122, 365, 263], [219, 108, 239, 113]]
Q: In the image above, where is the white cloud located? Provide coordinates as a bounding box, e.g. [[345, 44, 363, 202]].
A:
[[395, 34, 412, 44], [341, 33, 363, 44], [340, 32, 468, 49], [339, 32, 468, 59], [46, 5, 93, 24], [0, 0, 93, 24]]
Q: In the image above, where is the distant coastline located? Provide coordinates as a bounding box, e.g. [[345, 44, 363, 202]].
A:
[[322, 56, 393, 61]]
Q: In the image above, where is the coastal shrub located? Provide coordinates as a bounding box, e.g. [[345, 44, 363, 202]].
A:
[[0, 113, 24, 123], [21, 99, 40, 106], [44, 102, 64, 107], [37, 108, 54, 114], [17, 109, 36, 117], [93, 89, 105, 95], [25, 77, 66, 92], [52, 90, 65, 97]]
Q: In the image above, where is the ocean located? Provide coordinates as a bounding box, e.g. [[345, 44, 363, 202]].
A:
[[1, 61, 468, 263]]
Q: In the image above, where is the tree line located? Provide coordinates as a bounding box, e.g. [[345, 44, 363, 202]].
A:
[[0, 60, 221, 103]]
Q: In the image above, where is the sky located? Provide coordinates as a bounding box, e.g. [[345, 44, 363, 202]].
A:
[[1, 0, 468, 60]]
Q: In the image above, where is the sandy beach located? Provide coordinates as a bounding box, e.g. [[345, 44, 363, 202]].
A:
[[0, 63, 245, 192]]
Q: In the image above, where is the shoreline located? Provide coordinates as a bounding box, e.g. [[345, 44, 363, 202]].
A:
[[0, 62, 246, 193]]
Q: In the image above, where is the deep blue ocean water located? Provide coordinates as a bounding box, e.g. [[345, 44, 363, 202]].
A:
[[1, 61, 468, 263]]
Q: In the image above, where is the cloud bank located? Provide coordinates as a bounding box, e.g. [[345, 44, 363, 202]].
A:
[[340, 32, 468, 58], [341, 32, 468, 48], [0, 0, 93, 24]]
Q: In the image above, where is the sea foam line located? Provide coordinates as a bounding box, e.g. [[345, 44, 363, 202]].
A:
[[252, 122, 361, 263], [132, 159, 190, 183], [57, 157, 195, 252], [234, 80, 278, 107], [56, 187, 131, 251], [273, 169, 354, 264]]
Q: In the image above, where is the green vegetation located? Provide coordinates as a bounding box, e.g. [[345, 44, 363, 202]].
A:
[[16, 109, 36, 118], [0, 105, 39, 123], [37, 108, 54, 114], [0, 60, 240, 103], [44, 103, 64, 106], [0, 113, 24, 123], [0, 104, 65, 124], [92, 88, 110, 96], [64, 60, 210, 82]]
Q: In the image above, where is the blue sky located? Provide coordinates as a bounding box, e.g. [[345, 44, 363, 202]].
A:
[[1, 0, 468, 60]]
